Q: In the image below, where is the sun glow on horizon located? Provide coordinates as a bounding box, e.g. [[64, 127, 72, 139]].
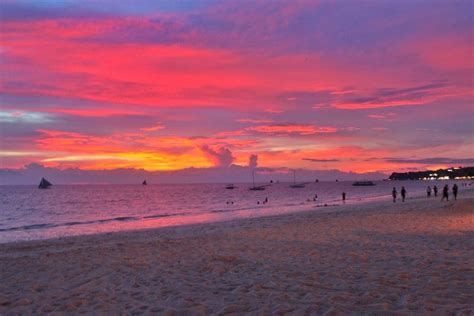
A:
[[0, 1, 472, 176]]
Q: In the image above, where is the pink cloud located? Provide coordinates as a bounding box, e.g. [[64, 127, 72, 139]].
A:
[[141, 123, 166, 132]]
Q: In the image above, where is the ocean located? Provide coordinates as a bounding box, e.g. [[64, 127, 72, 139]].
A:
[[0, 180, 464, 243]]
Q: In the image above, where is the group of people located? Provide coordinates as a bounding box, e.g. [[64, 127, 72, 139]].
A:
[[392, 186, 407, 202], [391, 183, 459, 203], [248, 183, 461, 206], [427, 184, 458, 201]]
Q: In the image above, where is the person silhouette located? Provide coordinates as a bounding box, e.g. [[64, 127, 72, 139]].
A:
[[441, 184, 449, 201], [392, 187, 397, 203], [452, 184, 458, 200], [427, 186, 432, 197], [342, 192, 346, 203], [401, 186, 407, 202], [433, 185, 438, 197]]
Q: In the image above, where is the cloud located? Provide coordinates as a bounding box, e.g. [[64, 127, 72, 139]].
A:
[[385, 157, 474, 165], [333, 82, 453, 109], [200, 145, 234, 167], [237, 118, 273, 124], [217, 123, 339, 138], [141, 122, 165, 132], [246, 124, 338, 136], [248, 154, 258, 169], [264, 108, 284, 114], [48, 108, 144, 117], [0, 110, 54, 123], [367, 114, 387, 119], [302, 158, 339, 162], [0, 1, 472, 174]]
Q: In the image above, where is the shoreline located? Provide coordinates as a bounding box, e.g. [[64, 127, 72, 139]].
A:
[[1, 192, 473, 314], [2, 184, 468, 245]]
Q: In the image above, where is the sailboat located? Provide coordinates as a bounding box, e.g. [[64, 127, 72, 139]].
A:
[[225, 184, 236, 189], [142, 180, 148, 185], [249, 170, 266, 191], [289, 170, 306, 188], [38, 177, 52, 189]]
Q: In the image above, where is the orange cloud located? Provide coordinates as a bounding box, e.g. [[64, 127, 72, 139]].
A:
[[247, 124, 338, 135]]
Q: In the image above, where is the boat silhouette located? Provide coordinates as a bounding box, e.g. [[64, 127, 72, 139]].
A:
[[38, 177, 52, 189], [352, 181, 376, 186], [249, 170, 268, 191], [142, 180, 147, 185], [289, 170, 307, 188]]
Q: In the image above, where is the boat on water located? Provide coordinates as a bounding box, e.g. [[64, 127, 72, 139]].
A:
[[289, 170, 306, 188], [352, 181, 376, 186], [38, 177, 52, 189], [225, 184, 236, 189], [249, 170, 267, 191], [142, 180, 147, 185], [290, 183, 306, 188], [249, 186, 266, 191]]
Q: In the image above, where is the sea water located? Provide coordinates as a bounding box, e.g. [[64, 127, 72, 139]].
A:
[[0, 180, 464, 243]]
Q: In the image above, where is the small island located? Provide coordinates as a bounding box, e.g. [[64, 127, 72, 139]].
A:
[[389, 166, 474, 180]]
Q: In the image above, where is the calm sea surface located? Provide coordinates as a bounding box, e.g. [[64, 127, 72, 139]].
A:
[[0, 180, 465, 243]]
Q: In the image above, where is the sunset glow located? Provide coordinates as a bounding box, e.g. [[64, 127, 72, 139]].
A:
[[1, 0, 473, 177]]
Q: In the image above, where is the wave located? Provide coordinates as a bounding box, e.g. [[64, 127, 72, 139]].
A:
[[143, 212, 188, 219], [0, 192, 400, 235], [0, 216, 140, 233]]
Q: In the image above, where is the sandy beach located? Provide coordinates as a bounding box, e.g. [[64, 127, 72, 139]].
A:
[[1, 193, 473, 315]]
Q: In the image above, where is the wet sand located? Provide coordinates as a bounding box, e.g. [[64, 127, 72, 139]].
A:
[[1, 192, 473, 314]]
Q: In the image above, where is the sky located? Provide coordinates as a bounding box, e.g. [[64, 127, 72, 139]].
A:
[[0, 0, 473, 180]]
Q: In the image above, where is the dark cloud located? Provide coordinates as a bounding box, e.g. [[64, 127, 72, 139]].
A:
[[248, 154, 258, 169], [336, 81, 451, 109], [302, 158, 339, 162], [386, 157, 474, 165]]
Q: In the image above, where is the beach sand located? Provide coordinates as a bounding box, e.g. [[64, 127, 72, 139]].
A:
[[1, 193, 473, 314]]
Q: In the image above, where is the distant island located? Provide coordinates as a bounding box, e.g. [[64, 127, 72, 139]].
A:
[[389, 166, 474, 180]]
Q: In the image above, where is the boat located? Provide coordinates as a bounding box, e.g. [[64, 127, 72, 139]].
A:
[[352, 181, 376, 186], [142, 180, 147, 185], [290, 183, 306, 188], [225, 184, 236, 189], [38, 177, 52, 189], [249, 170, 267, 191], [289, 170, 306, 188]]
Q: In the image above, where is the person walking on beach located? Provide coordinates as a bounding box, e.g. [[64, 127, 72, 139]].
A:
[[427, 186, 432, 197], [441, 184, 449, 201], [452, 184, 458, 200], [433, 185, 438, 197], [401, 186, 407, 202], [342, 192, 346, 203], [392, 187, 397, 203]]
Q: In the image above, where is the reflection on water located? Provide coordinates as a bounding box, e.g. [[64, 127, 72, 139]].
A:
[[0, 180, 466, 243]]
